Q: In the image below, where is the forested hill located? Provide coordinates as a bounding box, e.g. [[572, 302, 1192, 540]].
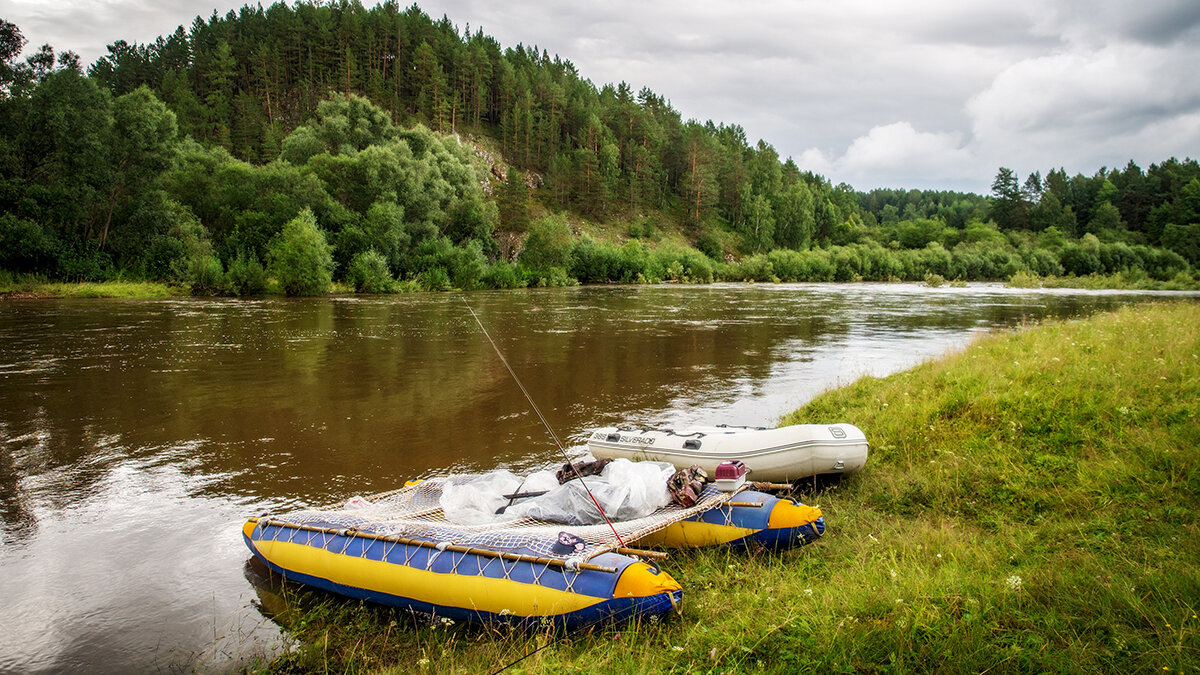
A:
[[1, 3, 1198, 294], [88, 0, 813, 228], [0, 2, 859, 281]]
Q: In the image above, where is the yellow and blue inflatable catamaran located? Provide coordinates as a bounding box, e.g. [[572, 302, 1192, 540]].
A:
[[243, 476, 823, 627], [243, 476, 724, 627], [243, 516, 679, 627]]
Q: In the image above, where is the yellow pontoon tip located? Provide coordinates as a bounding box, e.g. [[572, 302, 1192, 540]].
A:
[[615, 562, 682, 598], [768, 499, 823, 530]]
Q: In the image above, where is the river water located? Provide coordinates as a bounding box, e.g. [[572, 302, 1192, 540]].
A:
[[0, 283, 1192, 672]]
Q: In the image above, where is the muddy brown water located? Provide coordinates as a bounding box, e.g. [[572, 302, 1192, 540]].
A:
[[1, 283, 1191, 672]]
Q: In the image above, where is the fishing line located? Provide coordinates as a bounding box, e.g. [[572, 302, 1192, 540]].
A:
[[461, 298, 626, 548]]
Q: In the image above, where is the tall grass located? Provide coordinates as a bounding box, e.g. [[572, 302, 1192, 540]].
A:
[[253, 302, 1200, 673], [0, 276, 183, 298], [1008, 269, 1200, 291]]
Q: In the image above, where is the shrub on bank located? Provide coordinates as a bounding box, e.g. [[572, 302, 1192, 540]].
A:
[[225, 253, 268, 296], [8, 204, 1193, 293], [1132, 245, 1188, 280], [569, 237, 643, 284], [1022, 247, 1064, 277], [651, 245, 715, 283], [480, 260, 526, 289], [0, 214, 60, 276], [519, 215, 573, 272], [723, 253, 776, 282], [519, 264, 575, 287], [347, 250, 396, 293], [267, 209, 335, 296]]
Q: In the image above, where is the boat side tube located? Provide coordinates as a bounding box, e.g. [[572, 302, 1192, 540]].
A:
[[242, 519, 681, 628], [630, 491, 824, 550]]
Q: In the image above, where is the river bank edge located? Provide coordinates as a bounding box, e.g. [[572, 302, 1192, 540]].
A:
[[3, 272, 1199, 300], [232, 301, 1198, 673]]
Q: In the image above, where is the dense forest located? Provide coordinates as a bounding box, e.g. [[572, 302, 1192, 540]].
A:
[[1, 2, 1197, 294]]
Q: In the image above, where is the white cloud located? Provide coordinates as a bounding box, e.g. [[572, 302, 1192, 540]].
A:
[[966, 39, 1200, 179], [801, 123, 974, 191]]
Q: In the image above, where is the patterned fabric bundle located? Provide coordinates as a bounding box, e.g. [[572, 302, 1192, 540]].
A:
[[667, 465, 709, 507]]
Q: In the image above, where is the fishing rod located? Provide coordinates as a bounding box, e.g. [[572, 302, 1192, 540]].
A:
[[461, 299, 626, 548]]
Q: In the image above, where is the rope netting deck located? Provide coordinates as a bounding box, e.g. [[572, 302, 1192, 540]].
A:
[[263, 476, 738, 562]]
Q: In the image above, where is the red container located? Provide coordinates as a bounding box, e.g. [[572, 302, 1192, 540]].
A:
[[715, 460, 748, 480], [714, 460, 748, 491]]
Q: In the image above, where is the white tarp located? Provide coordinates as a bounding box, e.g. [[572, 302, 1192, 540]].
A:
[[439, 459, 675, 526]]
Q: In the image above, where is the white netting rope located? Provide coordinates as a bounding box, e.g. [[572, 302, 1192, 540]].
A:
[[263, 475, 737, 561]]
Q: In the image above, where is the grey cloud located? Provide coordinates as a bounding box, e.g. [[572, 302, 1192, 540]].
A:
[[906, 6, 1055, 49], [1043, 0, 1200, 46], [1112, 2, 1200, 44]]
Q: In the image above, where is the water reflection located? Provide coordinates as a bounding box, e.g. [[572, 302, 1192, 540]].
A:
[[0, 283, 1193, 672]]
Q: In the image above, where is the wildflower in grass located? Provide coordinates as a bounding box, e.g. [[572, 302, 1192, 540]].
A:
[[672, 646, 684, 652], [440, 617, 455, 626], [804, 588, 813, 596], [418, 658, 430, 667], [1006, 574, 1023, 591]]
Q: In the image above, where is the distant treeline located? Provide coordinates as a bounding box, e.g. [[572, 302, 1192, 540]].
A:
[[0, 4, 1197, 294]]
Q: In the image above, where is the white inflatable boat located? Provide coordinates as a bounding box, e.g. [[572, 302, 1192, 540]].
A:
[[586, 424, 868, 482]]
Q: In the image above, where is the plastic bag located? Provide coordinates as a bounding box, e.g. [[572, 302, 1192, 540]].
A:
[[439, 470, 524, 523], [504, 459, 674, 525], [520, 469, 561, 494], [604, 459, 674, 512], [438, 459, 675, 526]]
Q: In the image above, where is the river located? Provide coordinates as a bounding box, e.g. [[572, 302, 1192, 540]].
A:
[[0, 283, 1192, 672]]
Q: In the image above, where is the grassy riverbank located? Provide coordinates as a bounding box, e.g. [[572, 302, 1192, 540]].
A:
[[4, 272, 1198, 300], [0, 276, 185, 299], [1007, 269, 1200, 291], [0, 276, 361, 299], [251, 302, 1199, 673]]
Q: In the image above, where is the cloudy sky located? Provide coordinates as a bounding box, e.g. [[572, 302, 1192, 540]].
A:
[[3, 0, 1198, 193]]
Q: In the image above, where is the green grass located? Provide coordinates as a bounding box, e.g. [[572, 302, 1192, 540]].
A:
[[250, 302, 1200, 673], [1008, 269, 1200, 291], [0, 277, 184, 298]]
